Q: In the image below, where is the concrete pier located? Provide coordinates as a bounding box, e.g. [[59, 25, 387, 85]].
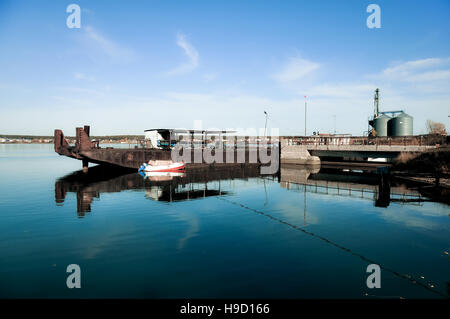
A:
[[284, 135, 446, 159], [280, 139, 321, 165]]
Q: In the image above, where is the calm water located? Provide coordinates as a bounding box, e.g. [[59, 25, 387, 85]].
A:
[[0, 144, 449, 298]]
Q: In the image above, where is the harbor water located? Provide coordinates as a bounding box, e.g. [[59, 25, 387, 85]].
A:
[[0, 144, 449, 298]]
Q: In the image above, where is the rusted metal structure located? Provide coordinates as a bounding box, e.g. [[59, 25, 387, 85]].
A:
[[54, 126, 278, 171], [55, 126, 181, 171]]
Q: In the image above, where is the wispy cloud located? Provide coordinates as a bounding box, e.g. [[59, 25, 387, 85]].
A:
[[382, 58, 450, 77], [305, 83, 375, 98], [203, 72, 219, 81], [405, 70, 450, 82], [167, 33, 199, 76], [73, 72, 94, 81], [273, 57, 320, 83], [83, 25, 134, 62], [372, 57, 450, 95], [280, 57, 450, 99], [380, 57, 450, 82]]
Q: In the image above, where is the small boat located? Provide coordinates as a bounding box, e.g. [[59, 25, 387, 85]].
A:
[[138, 160, 185, 173], [139, 171, 186, 181]]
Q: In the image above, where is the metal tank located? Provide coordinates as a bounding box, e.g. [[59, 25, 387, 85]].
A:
[[391, 112, 413, 136], [372, 114, 391, 137]]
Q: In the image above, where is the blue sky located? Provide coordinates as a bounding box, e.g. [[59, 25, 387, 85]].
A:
[[0, 0, 449, 135]]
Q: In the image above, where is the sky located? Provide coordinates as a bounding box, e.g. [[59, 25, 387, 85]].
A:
[[0, 0, 449, 136]]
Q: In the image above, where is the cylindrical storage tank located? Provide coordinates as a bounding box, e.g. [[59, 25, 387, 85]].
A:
[[391, 112, 413, 136], [372, 114, 391, 137]]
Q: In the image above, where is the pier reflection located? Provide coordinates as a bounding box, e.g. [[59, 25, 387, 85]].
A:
[[55, 164, 266, 216], [55, 163, 440, 217], [280, 164, 429, 209]]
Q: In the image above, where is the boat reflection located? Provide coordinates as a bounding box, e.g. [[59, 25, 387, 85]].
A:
[[55, 163, 442, 217], [55, 164, 267, 216], [139, 171, 186, 181]]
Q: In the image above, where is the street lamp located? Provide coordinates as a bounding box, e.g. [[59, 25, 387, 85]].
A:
[[304, 96, 307, 136], [305, 95, 306, 136], [333, 114, 336, 135]]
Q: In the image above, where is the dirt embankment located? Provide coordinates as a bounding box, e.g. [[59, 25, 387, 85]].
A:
[[392, 147, 450, 175]]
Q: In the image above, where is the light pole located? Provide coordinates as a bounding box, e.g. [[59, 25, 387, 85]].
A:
[[333, 115, 336, 135], [264, 111, 268, 138], [304, 96, 307, 136]]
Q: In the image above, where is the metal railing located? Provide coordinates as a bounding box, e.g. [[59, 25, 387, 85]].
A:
[[282, 134, 448, 147]]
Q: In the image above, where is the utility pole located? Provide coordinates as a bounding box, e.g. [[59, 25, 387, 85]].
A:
[[333, 115, 336, 135], [304, 96, 307, 136]]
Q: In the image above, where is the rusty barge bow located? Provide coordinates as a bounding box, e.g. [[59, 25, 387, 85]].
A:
[[54, 126, 172, 171]]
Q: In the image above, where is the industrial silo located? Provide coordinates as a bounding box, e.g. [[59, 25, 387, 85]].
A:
[[372, 114, 391, 137], [391, 112, 413, 136]]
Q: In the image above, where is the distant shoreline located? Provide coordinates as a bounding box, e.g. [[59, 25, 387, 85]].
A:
[[0, 135, 145, 144]]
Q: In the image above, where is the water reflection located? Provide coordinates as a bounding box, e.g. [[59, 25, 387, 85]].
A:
[[55, 164, 446, 216], [55, 164, 267, 216], [52, 164, 449, 298], [280, 164, 435, 208]]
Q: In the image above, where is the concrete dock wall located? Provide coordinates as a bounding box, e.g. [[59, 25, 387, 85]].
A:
[[280, 140, 321, 165]]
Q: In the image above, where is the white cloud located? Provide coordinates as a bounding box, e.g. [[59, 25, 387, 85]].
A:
[[383, 58, 448, 76], [203, 72, 219, 81], [273, 57, 320, 83], [4, 84, 450, 137], [167, 33, 199, 76], [380, 57, 450, 82], [269, 56, 450, 134], [4, 50, 449, 137], [73, 72, 94, 81], [299, 57, 450, 101], [83, 25, 134, 62], [404, 70, 450, 82], [305, 83, 376, 98], [367, 57, 450, 96]]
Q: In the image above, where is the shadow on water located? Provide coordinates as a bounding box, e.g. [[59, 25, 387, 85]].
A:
[[54, 163, 448, 298]]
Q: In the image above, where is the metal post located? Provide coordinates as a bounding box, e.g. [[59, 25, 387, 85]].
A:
[[333, 115, 336, 134], [304, 98, 307, 136], [82, 159, 88, 173]]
